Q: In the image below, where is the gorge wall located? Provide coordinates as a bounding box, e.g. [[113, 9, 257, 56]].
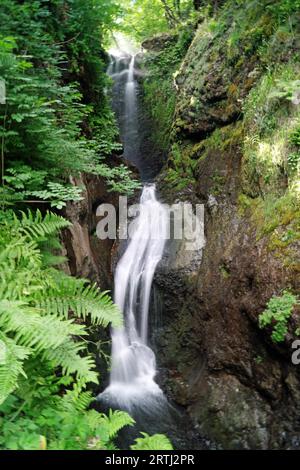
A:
[[143, 0, 300, 449], [62, 172, 117, 291]]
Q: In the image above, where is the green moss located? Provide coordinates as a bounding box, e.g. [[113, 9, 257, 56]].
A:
[[237, 193, 254, 216], [252, 191, 300, 237], [203, 123, 244, 153], [219, 264, 230, 279], [210, 171, 225, 196], [143, 78, 176, 151], [142, 30, 194, 152], [164, 142, 197, 191], [237, 186, 299, 272], [237, 189, 300, 272]]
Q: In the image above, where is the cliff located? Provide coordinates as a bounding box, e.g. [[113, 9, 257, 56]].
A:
[[143, 0, 300, 449]]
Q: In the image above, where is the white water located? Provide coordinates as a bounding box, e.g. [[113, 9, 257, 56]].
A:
[[100, 184, 169, 409], [100, 48, 169, 411], [107, 53, 140, 167], [123, 56, 139, 162]]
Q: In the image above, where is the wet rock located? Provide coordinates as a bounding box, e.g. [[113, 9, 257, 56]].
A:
[[190, 373, 270, 449]]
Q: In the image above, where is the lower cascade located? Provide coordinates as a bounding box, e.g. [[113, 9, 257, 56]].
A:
[[99, 184, 169, 410]]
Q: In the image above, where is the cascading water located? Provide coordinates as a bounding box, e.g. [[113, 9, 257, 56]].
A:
[[98, 45, 203, 449], [100, 48, 169, 412], [123, 56, 139, 163], [107, 46, 163, 181], [100, 184, 168, 410], [107, 53, 140, 171]]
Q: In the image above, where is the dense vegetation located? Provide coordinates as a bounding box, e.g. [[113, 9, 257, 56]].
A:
[[0, 0, 169, 451], [0, 0, 141, 208]]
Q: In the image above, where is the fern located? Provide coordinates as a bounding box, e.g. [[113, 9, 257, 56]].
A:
[[259, 291, 298, 342], [44, 340, 98, 384], [61, 389, 94, 413], [0, 237, 42, 271], [131, 432, 174, 450], [0, 187, 23, 207], [30, 183, 84, 209], [14, 210, 71, 240], [0, 209, 121, 403], [0, 333, 29, 404], [34, 273, 122, 327], [0, 300, 86, 351], [95, 409, 135, 440]]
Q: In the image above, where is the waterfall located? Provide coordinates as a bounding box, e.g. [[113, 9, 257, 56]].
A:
[[97, 48, 200, 449], [107, 50, 164, 181], [100, 184, 168, 409], [123, 56, 139, 163], [107, 53, 140, 170], [99, 51, 169, 410]]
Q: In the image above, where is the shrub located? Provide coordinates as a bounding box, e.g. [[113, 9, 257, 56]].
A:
[[259, 291, 298, 342]]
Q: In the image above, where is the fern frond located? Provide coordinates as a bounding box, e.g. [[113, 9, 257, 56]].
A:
[[130, 433, 173, 451], [0, 300, 87, 351], [0, 267, 43, 301], [0, 187, 23, 207], [14, 210, 71, 240], [35, 274, 122, 327], [61, 389, 94, 413], [0, 236, 42, 269], [44, 340, 98, 385], [41, 253, 67, 267], [95, 409, 135, 439], [0, 332, 30, 404], [39, 235, 63, 252]]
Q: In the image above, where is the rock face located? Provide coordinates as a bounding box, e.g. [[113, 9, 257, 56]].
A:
[[61, 156, 139, 290], [174, 24, 250, 138], [62, 173, 118, 291], [148, 2, 300, 450], [153, 191, 300, 449]]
